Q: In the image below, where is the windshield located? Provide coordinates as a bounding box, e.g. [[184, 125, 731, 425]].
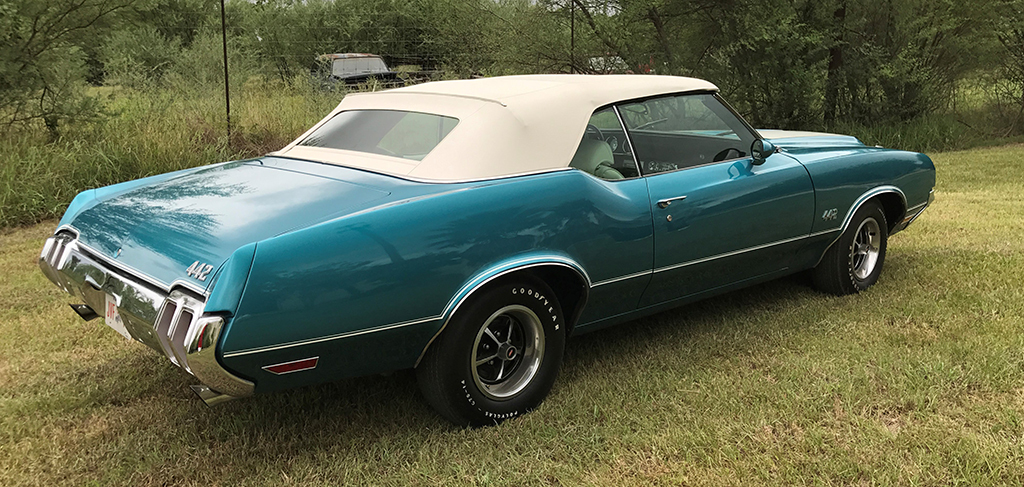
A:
[[299, 110, 459, 161], [332, 57, 389, 76]]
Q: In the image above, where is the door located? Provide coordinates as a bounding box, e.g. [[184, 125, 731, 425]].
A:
[[614, 93, 815, 307]]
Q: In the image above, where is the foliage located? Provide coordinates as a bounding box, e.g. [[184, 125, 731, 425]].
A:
[[229, 0, 495, 79], [2, 0, 1023, 229], [2, 0, 1020, 132], [98, 25, 181, 88], [706, 3, 827, 129], [570, 0, 999, 128], [0, 0, 137, 138], [992, 0, 1024, 134], [134, 0, 217, 48], [824, 0, 997, 124], [0, 81, 345, 228]]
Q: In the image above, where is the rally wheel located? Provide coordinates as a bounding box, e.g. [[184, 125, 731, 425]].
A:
[[416, 277, 565, 426]]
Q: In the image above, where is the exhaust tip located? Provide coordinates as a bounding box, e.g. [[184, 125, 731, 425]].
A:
[[69, 304, 99, 321], [189, 384, 239, 406]]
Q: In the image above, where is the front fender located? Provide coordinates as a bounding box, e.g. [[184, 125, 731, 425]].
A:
[[788, 148, 934, 235]]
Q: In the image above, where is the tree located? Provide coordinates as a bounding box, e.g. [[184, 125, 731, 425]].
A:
[[995, 0, 1024, 133], [0, 0, 138, 138]]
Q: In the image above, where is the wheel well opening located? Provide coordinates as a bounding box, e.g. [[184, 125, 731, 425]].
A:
[[873, 193, 905, 232], [521, 266, 588, 335], [416, 265, 589, 368]]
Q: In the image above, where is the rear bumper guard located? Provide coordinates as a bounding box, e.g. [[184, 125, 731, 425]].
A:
[[39, 231, 254, 402]]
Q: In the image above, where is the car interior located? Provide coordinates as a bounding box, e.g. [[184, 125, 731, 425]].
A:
[[570, 93, 757, 180]]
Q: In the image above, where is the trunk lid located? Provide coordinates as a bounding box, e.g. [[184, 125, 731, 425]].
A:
[[69, 158, 395, 291]]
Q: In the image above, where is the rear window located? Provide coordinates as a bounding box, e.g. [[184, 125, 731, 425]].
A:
[[299, 110, 459, 161]]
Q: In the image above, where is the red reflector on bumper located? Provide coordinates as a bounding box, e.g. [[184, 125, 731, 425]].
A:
[[262, 357, 319, 375]]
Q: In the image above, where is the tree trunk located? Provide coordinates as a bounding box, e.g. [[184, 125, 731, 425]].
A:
[[647, 6, 674, 69], [823, 1, 846, 129], [571, 0, 630, 62]]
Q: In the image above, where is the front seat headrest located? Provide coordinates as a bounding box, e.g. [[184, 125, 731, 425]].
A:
[[570, 138, 624, 180]]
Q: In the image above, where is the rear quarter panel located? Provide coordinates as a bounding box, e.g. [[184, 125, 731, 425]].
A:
[[220, 170, 654, 392]]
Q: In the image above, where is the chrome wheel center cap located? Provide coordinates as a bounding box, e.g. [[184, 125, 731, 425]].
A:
[[499, 343, 518, 361]]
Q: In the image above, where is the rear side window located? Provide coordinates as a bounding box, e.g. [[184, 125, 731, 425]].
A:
[[300, 110, 458, 161], [569, 107, 639, 180]]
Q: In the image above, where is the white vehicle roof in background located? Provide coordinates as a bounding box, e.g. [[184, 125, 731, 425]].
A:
[[277, 74, 719, 182]]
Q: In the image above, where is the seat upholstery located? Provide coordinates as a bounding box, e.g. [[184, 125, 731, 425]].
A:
[[570, 139, 625, 180]]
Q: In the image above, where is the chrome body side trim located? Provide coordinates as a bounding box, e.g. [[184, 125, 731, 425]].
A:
[[414, 258, 592, 367], [892, 189, 934, 234], [653, 228, 839, 274], [440, 258, 592, 320], [222, 315, 442, 358], [39, 233, 253, 400], [904, 201, 928, 215], [218, 260, 589, 360], [587, 188, 925, 298], [588, 228, 842, 287], [838, 185, 907, 234], [591, 270, 652, 288], [812, 185, 909, 267]]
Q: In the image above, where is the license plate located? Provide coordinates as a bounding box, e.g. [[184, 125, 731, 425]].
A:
[[104, 294, 132, 340]]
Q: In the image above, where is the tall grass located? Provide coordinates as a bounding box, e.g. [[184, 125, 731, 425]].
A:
[[0, 79, 345, 229], [836, 114, 1021, 153], [836, 78, 1024, 153]]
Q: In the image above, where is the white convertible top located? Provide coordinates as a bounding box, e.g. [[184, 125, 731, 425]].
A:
[[277, 74, 719, 182]]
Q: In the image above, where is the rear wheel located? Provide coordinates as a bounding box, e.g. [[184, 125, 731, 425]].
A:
[[812, 201, 888, 295], [416, 277, 565, 426]]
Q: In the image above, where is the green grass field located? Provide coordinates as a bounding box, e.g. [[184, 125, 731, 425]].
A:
[[1, 145, 1022, 486]]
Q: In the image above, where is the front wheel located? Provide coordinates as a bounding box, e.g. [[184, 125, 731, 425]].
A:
[[812, 201, 889, 295], [416, 277, 565, 426]]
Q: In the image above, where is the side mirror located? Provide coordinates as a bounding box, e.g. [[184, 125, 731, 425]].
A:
[[750, 139, 776, 165]]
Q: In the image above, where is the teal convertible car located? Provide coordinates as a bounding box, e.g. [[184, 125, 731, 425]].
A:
[[39, 75, 935, 426]]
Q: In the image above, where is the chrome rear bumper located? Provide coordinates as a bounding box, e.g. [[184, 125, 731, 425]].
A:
[[39, 231, 254, 402]]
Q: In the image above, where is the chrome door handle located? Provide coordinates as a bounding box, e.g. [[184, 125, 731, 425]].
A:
[[656, 195, 687, 209]]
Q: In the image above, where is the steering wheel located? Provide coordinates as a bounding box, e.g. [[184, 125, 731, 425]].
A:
[[712, 148, 743, 162], [585, 124, 603, 140], [634, 118, 669, 130], [691, 111, 714, 126]]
